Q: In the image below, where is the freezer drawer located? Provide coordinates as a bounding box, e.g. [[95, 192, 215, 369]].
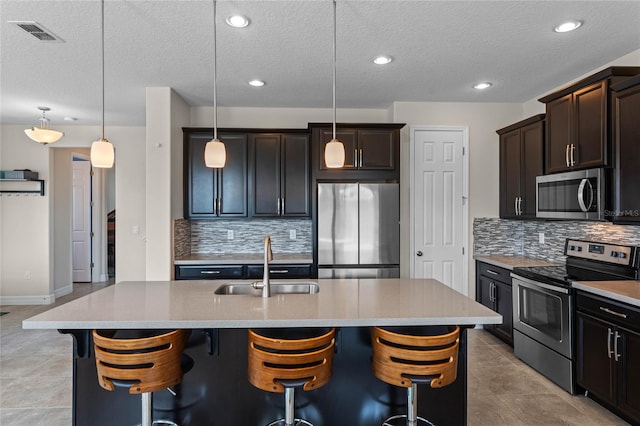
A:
[[318, 267, 400, 279]]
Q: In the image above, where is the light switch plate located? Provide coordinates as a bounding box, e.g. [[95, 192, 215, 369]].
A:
[[539, 232, 545, 244]]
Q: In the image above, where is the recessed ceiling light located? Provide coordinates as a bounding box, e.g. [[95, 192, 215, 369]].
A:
[[473, 82, 492, 90], [554, 21, 582, 33], [248, 80, 265, 87], [373, 56, 392, 65], [226, 15, 249, 28]]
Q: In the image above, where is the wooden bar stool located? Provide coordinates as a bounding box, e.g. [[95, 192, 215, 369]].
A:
[[371, 325, 460, 426], [248, 328, 336, 426], [93, 329, 192, 426]]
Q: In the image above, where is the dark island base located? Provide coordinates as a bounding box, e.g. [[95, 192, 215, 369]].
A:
[[69, 327, 468, 425]]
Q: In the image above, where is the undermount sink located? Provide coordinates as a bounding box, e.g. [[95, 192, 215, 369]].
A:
[[214, 282, 320, 296]]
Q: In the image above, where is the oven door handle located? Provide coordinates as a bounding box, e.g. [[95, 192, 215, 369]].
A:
[[577, 179, 593, 212], [511, 274, 570, 294]]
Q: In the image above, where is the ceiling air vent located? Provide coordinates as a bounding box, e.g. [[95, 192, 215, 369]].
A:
[[10, 21, 64, 42]]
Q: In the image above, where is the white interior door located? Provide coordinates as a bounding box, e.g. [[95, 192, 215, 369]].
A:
[[411, 127, 468, 294], [72, 158, 92, 282]]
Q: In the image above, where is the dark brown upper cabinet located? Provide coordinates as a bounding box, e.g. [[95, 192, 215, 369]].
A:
[[497, 115, 545, 219], [611, 75, 640, 224], [539, 66, 640, 174], [249, 132, 310, 218], [184, 129, 248, 219], [309, 123, 404, 180]]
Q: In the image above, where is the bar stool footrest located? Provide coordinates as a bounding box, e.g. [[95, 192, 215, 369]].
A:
[[382, 414, 435, 426], [267, 418, 313, 426]]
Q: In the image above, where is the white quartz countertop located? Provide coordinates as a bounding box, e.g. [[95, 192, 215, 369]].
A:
[[474, 255, 561, 270], [572, 280, 640, 307], [174, 253, 312, 265], [23, 279, 501, 330]]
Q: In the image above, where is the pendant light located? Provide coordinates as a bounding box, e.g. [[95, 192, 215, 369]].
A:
[[24, 107, 64, 144], [204, 0, 226, 168], [324, 0, 345, 168], [90, 0, 114, 168]]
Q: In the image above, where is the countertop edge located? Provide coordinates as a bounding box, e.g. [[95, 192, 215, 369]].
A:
[[23, 316, 502, 330], [474, 255, 560, 270], [572, 281, 640, 308]]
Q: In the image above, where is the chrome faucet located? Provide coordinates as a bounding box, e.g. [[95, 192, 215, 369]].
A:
[[261, 236, 273, 297]]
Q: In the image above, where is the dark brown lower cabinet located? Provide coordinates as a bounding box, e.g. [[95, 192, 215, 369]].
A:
[[576, 292, 640, 425], [475, 261, 513, 345]]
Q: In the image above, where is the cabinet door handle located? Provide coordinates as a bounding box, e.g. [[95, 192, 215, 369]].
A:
[[359, 149, 363, 168], [607, 328, 613, 359], [490, 282, 495, 302], [486, 269, 499, 276], [277, 197, 281, 216], [518, 197, 523, 215], [281, 197, 285, 216], [565, 144, 570, 167], [614, 330, 621, 362], [570, 144, 576, 167], [270, 269, 289, 274], [354, 149, 359, 167], [514, 197, 519, 215], [200, 270, 221, 275], [217, 198, 222, 216], [600, 306, 627, 319]]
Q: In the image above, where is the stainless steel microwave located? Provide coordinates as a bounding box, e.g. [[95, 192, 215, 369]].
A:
[[536, 168, 605, 220]]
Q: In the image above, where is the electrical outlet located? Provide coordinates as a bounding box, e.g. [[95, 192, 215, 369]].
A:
[[539, 232, 545, 244], [289, 230, 297, 240], [227, 230, 234, 240], [24, 270, 31, 280], [132, 225, 139, 235]]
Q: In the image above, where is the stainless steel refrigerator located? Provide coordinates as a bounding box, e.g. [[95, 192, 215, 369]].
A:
[[318, 183, 400, 278]]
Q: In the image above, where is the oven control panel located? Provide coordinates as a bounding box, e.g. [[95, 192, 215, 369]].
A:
[[565, 239, 636, 266]]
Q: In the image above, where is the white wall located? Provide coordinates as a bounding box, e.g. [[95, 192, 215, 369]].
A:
[[145, 88, 190, 281], [0, 124, 145, 303], [190, 106, 392, 128], [392, 102, 524, 297]]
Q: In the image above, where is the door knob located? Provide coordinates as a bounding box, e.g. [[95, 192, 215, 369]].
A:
[[416, 251, 423, 257]]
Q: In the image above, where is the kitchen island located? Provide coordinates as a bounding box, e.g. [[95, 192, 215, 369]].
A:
[[24, 278, 501, 425]]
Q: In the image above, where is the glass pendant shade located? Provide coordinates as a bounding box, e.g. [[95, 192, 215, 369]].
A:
[[24, 127, 64, 144], [325, 138, 345, 168], [24, 107, 64, 144], [91, 138, 114, 168], [205, 138, 226, 168]]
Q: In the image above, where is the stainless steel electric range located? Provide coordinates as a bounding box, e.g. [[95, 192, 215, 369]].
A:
[[511, 238, 640, 394]]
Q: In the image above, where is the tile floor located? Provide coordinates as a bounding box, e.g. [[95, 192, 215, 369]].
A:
[[0, 283, 630, 426]]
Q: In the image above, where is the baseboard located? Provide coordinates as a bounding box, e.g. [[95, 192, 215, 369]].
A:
[[0, 293, 55, 305], [54, 284, 73, 298]]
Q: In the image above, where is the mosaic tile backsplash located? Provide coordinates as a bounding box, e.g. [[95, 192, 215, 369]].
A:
[[180, 219, 312, 254], [474, 218, 640, 263]]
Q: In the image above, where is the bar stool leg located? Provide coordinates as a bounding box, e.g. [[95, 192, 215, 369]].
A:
[[142, 392, 152, 426], [407, 383, 417, 424], [285, 387, 295, 426]]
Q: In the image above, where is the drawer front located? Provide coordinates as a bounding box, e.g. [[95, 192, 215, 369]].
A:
[[477, 262, 511, 283], [246, 264, 312, 279], [576, 291, 640, 332], [175, 265, 245, 280]]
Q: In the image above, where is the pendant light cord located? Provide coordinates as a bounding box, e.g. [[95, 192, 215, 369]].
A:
[[332, 0, 337, 140], [213, 0, 218, 140], [101, 0, 105, 140]]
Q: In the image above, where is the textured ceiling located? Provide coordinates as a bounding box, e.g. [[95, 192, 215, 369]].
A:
[[1, 0, 639, 126]]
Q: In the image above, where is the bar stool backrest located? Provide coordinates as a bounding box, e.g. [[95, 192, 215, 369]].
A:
[[93, 329, 190, 394], [371, 325, 460, 388], [248, 328, 335, 393]]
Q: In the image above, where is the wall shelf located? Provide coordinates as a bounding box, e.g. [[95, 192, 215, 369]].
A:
[[0, 179, 45, 196]]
